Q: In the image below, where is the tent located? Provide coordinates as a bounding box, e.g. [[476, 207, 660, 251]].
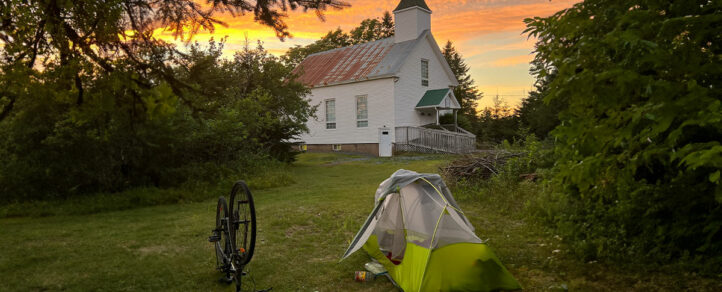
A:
[[342, 169, 521, 292]]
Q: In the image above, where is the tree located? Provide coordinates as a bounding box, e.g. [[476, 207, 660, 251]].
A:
[[0, 0, 348, 121], [349, 11, 394, 44], [0, 39, 311, 201], [442, 41, 481, 131], [281, 28, 352, 67], [525, 0, 722, 271], [282, 11, 393, 67], [476, 96, 518, 143], [515, 60, 564, 139], [0, 0, 346, 200]]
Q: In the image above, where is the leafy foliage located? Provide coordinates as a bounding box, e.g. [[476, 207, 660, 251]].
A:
[[0, 1, 346, 201], [0, 0, 348, 121], [525, 0, 722, 272], [0, 39, 311, 202]]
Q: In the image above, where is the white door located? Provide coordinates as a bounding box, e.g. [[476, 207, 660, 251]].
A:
[[379, 127, 392, 157]]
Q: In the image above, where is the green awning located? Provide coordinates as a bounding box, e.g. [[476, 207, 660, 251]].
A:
[[415, 88, 460, 109]]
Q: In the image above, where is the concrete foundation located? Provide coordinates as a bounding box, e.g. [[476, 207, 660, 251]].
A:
[[304, 143, 381, 157]]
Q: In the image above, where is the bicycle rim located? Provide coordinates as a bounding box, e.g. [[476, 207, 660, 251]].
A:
[[215, 196, 230, 270], [230, 181, 256, 266]]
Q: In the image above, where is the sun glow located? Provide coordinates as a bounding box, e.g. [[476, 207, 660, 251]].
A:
[[153, 0, 578, 107]]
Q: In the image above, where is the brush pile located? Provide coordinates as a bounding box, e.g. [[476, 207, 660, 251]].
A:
[[440, 151, 525, 181]]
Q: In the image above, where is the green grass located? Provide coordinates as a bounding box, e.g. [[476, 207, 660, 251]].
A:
[[0, 162, 295, 218], [1, 153, 720, 291]]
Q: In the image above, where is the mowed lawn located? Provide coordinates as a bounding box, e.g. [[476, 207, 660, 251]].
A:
[[1, 153, 720, 291], [0, 153, 445, 291]]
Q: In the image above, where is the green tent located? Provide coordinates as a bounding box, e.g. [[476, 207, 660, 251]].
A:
[[342, 169, 521, 292]]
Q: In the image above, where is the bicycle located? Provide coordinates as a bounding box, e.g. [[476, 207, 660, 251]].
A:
[[208, 181, 259, 292]]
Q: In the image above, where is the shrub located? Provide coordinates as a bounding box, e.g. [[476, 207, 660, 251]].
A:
[[525, 0, 722, 273], [0, 41, 310, 203]]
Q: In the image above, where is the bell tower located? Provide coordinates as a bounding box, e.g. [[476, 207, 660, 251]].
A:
[[393, 0, 432, 43]]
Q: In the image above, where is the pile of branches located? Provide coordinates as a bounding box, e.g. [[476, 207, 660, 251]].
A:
[[441, 151, 525, 181]]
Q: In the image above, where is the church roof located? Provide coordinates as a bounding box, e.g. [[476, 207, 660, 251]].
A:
[[394, 0, 431, 12], [292, 30, 459, 88], [291, 33, 422, 87]]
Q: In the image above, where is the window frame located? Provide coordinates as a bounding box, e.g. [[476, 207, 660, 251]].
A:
[[325, 98, 336, 130], [421, 59, 429, 86], [355, 95, 368, 128]]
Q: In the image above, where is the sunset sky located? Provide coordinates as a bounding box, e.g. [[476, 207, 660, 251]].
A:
[[160, 0, 578, 108]]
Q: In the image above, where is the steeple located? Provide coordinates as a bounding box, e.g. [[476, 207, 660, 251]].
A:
[[393, 0, 431, 13], [393, 0, 432, 43]]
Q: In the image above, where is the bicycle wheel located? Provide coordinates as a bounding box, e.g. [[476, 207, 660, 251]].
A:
[[214, 196, 231, 271], [229, 181, 256, 266]]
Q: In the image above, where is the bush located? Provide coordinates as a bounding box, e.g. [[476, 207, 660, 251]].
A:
[[495, 134, 555, 182], [0, 41, 310, 203], [525, 0, 722, 274]]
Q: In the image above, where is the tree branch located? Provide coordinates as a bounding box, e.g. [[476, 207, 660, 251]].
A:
[[27, 20, 47, 69], [75, 73, 84, 105], [0, 93, 17, 122], [62, 22, 115, 73]]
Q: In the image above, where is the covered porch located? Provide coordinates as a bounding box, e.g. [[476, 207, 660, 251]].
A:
[[395, 88, 476, 154], [415, 88, 463, 129]]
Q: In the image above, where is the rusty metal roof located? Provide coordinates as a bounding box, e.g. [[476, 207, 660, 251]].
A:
[[292, 36, 420, 88], [291, 30, 460, 88]]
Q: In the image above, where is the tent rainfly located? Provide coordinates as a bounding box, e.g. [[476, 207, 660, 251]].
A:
[[342, 169, 521, 292]]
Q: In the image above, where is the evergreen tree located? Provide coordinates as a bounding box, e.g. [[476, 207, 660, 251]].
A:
[[442, 41, 482, 130], [380, 11, 395, 38], [515, 61, 564, 139], [349, 11, 395, 44]]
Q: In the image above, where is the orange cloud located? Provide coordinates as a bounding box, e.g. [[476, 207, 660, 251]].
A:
[[152, 0, 578, 106], [431, 0, 578, 43]]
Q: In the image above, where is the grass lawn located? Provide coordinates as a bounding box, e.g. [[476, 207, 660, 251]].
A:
[[1, 153, 720, 291]]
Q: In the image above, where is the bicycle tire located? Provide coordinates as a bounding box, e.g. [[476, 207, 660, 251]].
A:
[[229, 181, 256, 267], [215, 196, 231, 271]]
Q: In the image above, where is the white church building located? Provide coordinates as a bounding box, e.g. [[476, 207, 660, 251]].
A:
[[293, 0, 475, 156]]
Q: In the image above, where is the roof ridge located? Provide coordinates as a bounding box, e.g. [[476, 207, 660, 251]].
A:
[[306, 36, 394, 58], [367, 30, 430, 78], [393, 0, 431, 12]]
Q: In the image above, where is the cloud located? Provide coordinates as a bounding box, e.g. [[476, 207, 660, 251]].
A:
[[151, 0, 578, 106], [431, 0, 577, 42]]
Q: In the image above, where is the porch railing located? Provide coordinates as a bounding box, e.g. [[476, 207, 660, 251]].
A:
[[395, 126, 476, 154]]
